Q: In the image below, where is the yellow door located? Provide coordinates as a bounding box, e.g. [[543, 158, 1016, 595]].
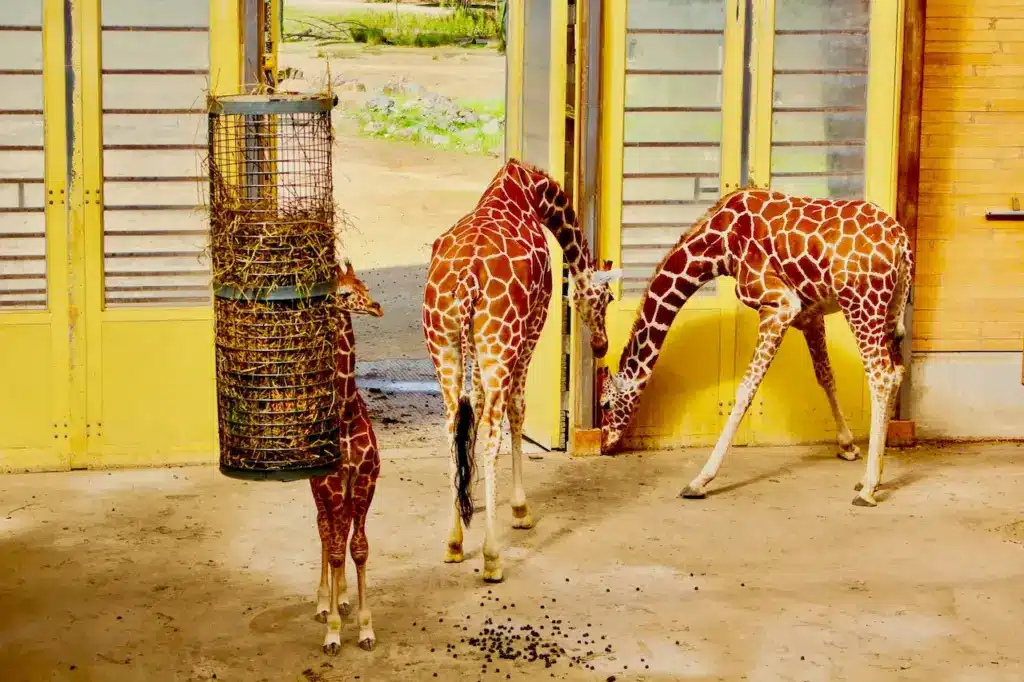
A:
[[598, 0, 904, 450], [0, 0, 71, 471], [598, 0, 747, 450], [75, 0, 240, 466], [737, 0, 903, 445], [511, 0, 572, 450]]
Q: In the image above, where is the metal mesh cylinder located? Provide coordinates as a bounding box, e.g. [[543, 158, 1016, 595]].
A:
[[207, 93, 341, 480]]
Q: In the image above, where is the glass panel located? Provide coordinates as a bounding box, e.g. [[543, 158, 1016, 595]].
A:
[[775, 1, 869, 31], [0, 76, 44, 111], [100, 9, 212, 308], [624, 111, 721, 144], [621, 0, 726, 298], [0, 17, 45, 312], [628, 0, 727, 30], [0, 215, 47, 310], [102, 75, 210, 111], [521, 0, 551, 169], [103, 149, 205, 179], [624, 147, 721, 176], [626, 74, 721, 108], [103, 211, 210, 306], [0, 3, 43, 26], [101, 0, 209, 27], [770, 0, 871, 200], [626, 34, 723, 73], [103, 113, 205, 147], [0, 31, 43, 72], [101, 31, 209, 71]]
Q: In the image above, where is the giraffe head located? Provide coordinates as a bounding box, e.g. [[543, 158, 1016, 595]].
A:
[[572, 260, 620, 359], [335, 259, 383, 317], [598, 366, 643, 454]]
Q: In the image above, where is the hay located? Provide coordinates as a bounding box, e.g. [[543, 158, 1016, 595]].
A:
[[214, 296, 340, 472], [206, 95, 343, 475]]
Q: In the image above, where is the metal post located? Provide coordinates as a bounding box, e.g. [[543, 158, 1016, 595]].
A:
[[242, 0, 263, 91], [570, 0, 603, 434]]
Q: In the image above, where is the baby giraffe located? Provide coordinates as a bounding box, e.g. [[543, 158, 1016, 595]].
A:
[[309, 259, 383, 654]]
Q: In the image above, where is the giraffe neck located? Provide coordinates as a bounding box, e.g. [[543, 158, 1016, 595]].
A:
[[618, 227, 727, 385], [534, 184, 593, 279], [334, 310, 358, 404], [484, 160, 596, 277]]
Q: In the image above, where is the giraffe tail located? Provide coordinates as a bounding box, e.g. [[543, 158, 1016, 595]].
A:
[[453, 395, 476, 527], [891, 246, 913, 343]]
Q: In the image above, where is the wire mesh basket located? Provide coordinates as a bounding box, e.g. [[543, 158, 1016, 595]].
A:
[[207, 93, 342, 480]]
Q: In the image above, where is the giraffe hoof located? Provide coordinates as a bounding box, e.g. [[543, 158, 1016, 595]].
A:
[[512, 515, 534, 530], [482, 564, 504, 583], [837, 446, 861, 461], [339, 601, 352, 617], [323, 642, 341, 656], [511, 505, 534, 529], [851, 494, 877, 507], [680, 485, 707, 499], [314, 610, 328, 624], [358, 637, 376, 652], [444, 547, 464, 564]]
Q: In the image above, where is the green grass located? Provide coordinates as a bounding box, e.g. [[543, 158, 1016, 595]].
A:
[[284, 7, 500, 48], [346, 96, 505, 156]]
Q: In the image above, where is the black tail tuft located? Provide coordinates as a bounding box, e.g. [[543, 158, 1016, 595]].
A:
[[454, 395, 476, 527]]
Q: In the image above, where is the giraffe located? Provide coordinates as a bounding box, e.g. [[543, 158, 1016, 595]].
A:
[[310, 259, 383, 654], [599, 188, 913, 507], [422, 158, 620, 583]]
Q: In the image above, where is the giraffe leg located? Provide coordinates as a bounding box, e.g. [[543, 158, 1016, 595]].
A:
[[682, 302, 799, 498], [476, 363, 510, 583], [507, 337, 539, 529], [350, 509, 375, 650], [432, 346, 467, 564], [852, 353, 904, 506], [800, 314, 860, 461], [322, 493, 351, 656], [310, 478, 332, 623]]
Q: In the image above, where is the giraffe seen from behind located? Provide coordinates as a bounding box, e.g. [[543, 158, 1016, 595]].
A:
[[599, 188, 913, 507], [422, 158, 620, 583], [310, 259, 383, 654]]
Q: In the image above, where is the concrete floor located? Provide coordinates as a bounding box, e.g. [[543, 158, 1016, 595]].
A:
[[1, 442, 1023, 682]]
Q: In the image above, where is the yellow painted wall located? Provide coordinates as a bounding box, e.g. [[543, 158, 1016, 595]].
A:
[[915, 0, 1024, 352]]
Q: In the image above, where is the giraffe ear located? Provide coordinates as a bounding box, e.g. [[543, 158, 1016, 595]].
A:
[[592, 268, 622, 285]]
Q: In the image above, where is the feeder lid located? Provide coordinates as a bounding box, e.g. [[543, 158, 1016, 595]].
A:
[[208, 91, 339, 116]]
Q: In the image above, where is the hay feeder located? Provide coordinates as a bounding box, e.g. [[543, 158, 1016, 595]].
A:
[[207, 92, 343, 481]]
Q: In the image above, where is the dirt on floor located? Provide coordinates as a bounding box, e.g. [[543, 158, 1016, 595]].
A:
[[1, 442, 1023, 681]]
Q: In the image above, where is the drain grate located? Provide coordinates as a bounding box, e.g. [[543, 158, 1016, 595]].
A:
[[356, 358, 439, 393]]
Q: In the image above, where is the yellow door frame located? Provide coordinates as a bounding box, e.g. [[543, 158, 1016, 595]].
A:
[[0, 0, 71, 472], [514, 0, 573, 450]]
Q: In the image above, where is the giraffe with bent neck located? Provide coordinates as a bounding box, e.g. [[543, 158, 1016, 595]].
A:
[[310, 259, 383, 654], [600, 188, 913, 507], [422, 158, 620, 583]]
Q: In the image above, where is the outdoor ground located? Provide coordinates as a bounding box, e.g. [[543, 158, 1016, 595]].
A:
[[1, 443, 1023, 681], [278, 41, 506, 364]]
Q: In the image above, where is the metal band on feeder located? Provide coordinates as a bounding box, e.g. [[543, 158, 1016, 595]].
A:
[[207, 92, 342, 481]]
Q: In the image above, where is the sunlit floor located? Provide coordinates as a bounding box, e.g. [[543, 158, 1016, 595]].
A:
[[1, 443, 1022, 682]]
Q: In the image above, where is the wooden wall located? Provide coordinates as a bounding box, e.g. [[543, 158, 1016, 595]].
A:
[[916, 0, 1024, 352]]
